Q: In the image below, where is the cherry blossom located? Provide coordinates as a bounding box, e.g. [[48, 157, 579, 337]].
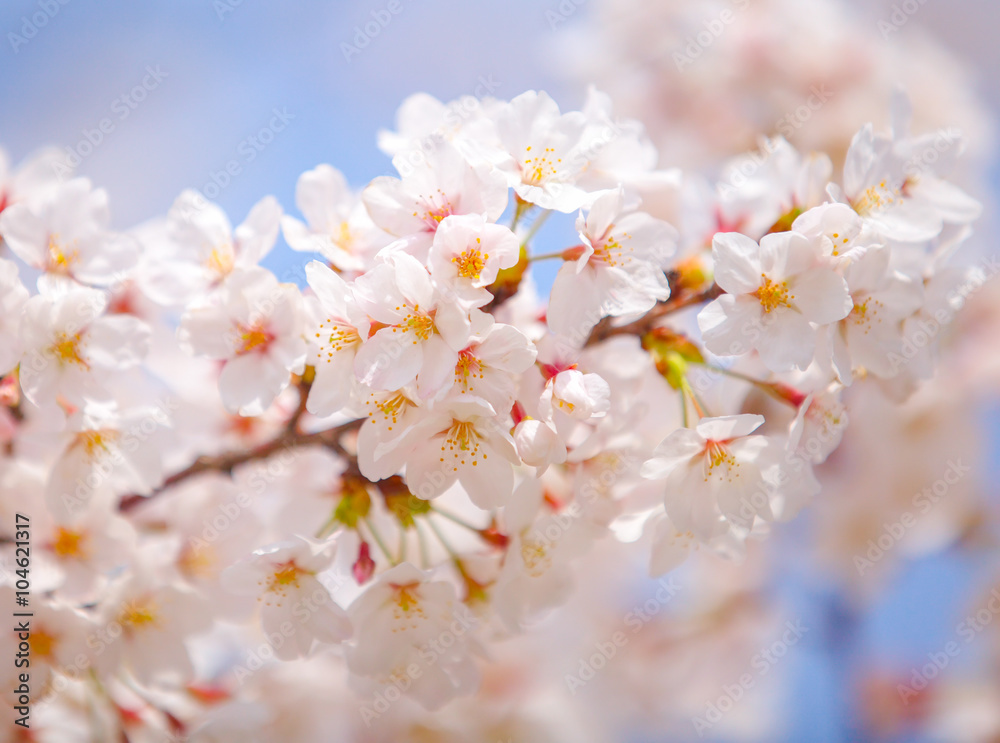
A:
[[346, 563, 480, 709], [180, 268, 306, 415], [0, 177, 138, 287], [221, 536, 351, 660], [0, 73, 989, 742], [363, 138, 509, 258], [282, 164, 389, 271], [698, 229, 853, 371], [547, 187, 677, 339], [17, 282, 151, 405]]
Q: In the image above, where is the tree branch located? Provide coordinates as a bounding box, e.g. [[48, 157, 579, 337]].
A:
[[584, 283, 723, 347], [119, 418, 364, 513]]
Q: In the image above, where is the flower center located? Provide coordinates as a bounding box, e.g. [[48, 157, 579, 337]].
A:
[[366, 391, 415, 432], [315, 317, 360, 361], [119, 598, 160, 632], [520, 535, 551, 576], [52, 527, 88, 559], [852, 179, 902, 216], [455, 350, 484, 392], [46, 234, 78, 274], [265, 561, 305, 597], [235, 323, 272, 355], [391, 582, 423, 615], [440, 419, 486, 470], [754, 275, 792, 313], [592, 228, 634, 268], [77, 430, 117, 460], [522, 145, 561, 185], [390, 304, 435, 343], [423, 202, 453, 228], [29, 628, 58, 659], [333, 221, 354, 251], [49, 332, 88, 368], [206, 244, 235, 277], [452, 241, 489, 280], [179, 543, 217, 580], [703, 440, 740, 482]]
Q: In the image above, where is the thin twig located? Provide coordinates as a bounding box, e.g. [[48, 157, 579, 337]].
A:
[[119, 418, 363, 513], [584, 283, 724, 347]]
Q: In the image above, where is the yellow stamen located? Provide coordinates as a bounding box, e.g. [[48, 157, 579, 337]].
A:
[[50, 332, 88, 368], [52, 527, 88, 559], [452, 242, 488, 280], [754, 275, 793, 313]]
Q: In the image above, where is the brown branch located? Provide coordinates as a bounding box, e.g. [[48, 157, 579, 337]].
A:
[[283, 369, 314, 436], [119, 418, 364, 513], [584, 283, 724, 347]]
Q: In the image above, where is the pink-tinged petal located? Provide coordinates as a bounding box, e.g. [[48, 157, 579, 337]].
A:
[[711, 232, 761, 294], [354, 331, 423, 390], [404, 446, 456, 500], [547, 264, 603, 340], [613, 211, 678, 266], [843, 124, 875, 198], [219, 353, 290, 416], [791, 268, 852, 324], [584, 187, 625, 241], [416, 335, 459, 399], [477, 323, 536, 373], [641, 428, 704, 479], [305, 260, 352, 317], [758, 231, 816, 278], [872, 201, 941, 242], [0, 204, 49, 267], [362, 175, 426, 237], [913, 176, 981, 224], [55, 286, 108, 328], [648, 515, 694, 576], [756, 310, 816, 371], [296, 164, 351, 230], [843, 245, 890, 294], [459, 449, 514, 509], [85, 315, 151, 368], [234, 195, 281, 266], [179, 305, 239, 359], [829, 326, 853, 384], [391, 252, 434, 307], [698, 294, 760, 357], [434, 301, 472, 351], [695, 414, 764, 441], [306, 350, 355, 416]]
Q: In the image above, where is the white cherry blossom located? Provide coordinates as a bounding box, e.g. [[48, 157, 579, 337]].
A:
[[18, 283, 151, 405], [698, 230, 852, 371], [282, 164, 389, 271], [547, 187, 676, 339], [363, 138, 509, 257], [0, 177, 138, 287], [221, 536, 351, 660], [180, 268, 306, 416]]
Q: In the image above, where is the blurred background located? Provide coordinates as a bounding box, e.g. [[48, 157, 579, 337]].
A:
[[2, 1, 999, 741]]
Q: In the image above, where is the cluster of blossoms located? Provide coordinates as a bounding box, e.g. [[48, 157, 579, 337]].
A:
[[0, 80, 984, 740]]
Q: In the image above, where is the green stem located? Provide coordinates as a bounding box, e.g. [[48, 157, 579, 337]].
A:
[[528, 250, 566, 263], [314, 510, 339, 540], [510, 198, 531, 231], [430, 505, 482, 534], [415, 519, 431, 569], [362, 517, 396, 565], [426, 517, 461, 562], [520, 209, 552, 248], [397, 527, 408, 563]]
